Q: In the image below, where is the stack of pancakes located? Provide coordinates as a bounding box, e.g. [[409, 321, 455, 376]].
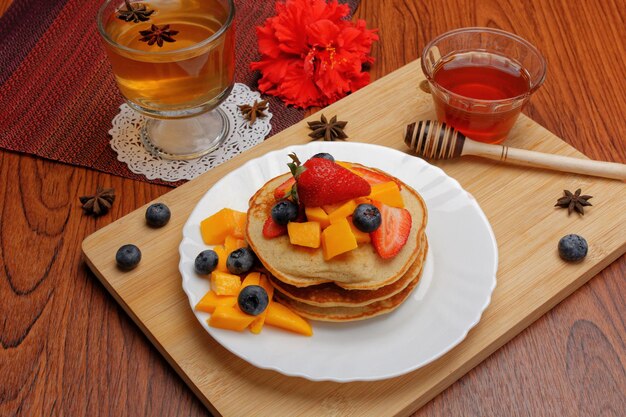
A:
[[245, 165, 428, 322]]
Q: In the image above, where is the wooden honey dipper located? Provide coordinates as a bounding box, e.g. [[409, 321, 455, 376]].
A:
[[404, 121, 626, 180]]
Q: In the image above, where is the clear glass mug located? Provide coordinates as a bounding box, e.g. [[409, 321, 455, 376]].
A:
[[97, 0, 235, 159], [421, 27, 546, 144]]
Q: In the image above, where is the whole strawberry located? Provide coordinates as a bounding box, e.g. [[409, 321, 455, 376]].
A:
[[287, 153, 371, 207]]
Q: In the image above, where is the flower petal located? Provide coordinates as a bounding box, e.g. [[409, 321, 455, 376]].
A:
[[306, 19, 340, 46], [249, 0, 378, 109]]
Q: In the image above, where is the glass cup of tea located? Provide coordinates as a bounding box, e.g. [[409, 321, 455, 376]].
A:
[[421, 27, 546, 144], [97, 0, 235, 160]]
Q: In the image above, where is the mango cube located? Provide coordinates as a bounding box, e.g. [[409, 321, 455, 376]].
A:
[[240, 272, 261, 289], [209, 305, 256, 331], [348, 216, 371, 244], [368, 181, 404, 208], [265, 302, 312, 336], [232, 211, 247, 239], [213, 245, 228, 272], [249, 275, 275, 334], [210, 271, 242, 296], [321, 201, 343, 214], [321, 218, 358, 260], [287, 221, 321, 248], [328, 199, 358, 224], [305, 206, 330, 229], [200, 208, 246, 245], [335, 161, 361, 177], [225, 235, 246, 255], [195, 290, 236, 313]]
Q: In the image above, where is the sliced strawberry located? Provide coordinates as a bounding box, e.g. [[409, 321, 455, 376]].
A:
[[273, 177, 296, 201], [352, 167, 392, 185], [370, 201, 412, 259], [262, 216, 287, 239], [296, 158, 371, 207]]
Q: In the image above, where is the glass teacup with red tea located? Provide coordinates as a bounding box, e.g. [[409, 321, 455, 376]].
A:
[[421, 27, 546, 144], [97, 0, 235, 160]]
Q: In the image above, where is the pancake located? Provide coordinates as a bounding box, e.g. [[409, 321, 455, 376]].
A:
[[245, 165, 428, 290], [273, 260, 425, 322], [270, 237, 428, 307]]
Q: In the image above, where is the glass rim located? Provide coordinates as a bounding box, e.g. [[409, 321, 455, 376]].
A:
[[96, 0, 235, 56], [421, 27, 547, 105]]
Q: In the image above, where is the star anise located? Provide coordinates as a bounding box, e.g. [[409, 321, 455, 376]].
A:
[[117, 0, 154, 23], [238, 100, 268, 125], [79, 187, 116, 217], [555, 188, 593, 215], [139, 24, 178, 47], [307, 114, 348, 141]]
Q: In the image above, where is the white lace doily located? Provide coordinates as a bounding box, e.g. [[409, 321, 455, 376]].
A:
[[109, 83, 272, 182]]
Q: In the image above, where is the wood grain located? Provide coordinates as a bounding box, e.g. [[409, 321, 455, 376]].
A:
[[1, 1, 624, 417], [81, 58, 626, 417], [0, 0, 11, 16]]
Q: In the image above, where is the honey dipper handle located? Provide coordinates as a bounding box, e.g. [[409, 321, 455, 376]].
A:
[[462, 139, 626, 180]]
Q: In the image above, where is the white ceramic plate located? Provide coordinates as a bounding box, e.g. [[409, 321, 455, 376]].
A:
[[179, 142, 497, 382]]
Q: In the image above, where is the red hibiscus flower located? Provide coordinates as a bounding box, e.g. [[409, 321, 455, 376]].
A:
[[250, 0, 379, 108]]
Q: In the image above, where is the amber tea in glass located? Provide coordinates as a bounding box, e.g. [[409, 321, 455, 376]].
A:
[[97, 0, 235, 160], [422, 28, 546, 144]]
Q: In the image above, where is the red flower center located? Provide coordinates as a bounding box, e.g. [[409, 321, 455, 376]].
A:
[[305, 44, 339, 76]]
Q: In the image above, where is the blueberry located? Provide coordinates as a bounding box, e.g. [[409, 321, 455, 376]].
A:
[[271, 200, 299, 226], [226, 247, 255, 275], [194, 250, 218, 274], [352, 204, 382, 232], [116, 244, 141, 270], [311, 152, 335, 162], [238, 285, 269, 316], [558, 234, 588, 262], [145, 203, 171, 227]]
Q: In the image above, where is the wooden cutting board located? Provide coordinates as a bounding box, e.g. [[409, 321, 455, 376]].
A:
[[82, 59, 626, 417]]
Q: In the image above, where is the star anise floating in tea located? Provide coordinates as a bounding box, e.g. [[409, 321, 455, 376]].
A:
[[139, 24, 179, 47], [80, 187, 116, 217], [307, 114, 348, 141], [555, 188, 593, 215], [238, 100, 268, 125], [117, 0, 154, 23]]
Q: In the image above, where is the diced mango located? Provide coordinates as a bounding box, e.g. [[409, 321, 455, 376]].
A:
[[232, 211, 247, 239], [195, 290, 236, 313], [328, 199, 358, 224], [287, 221, 321, 248], [368, 181, 404, 208], [321, 201, 343, 214], [210, 271, 242, 296], [305, 206, 330, 229], [348, 216, 371, 244], [213, 245, 228, 272], [335, 161, 353, 170], [336, 161, 361, 176], [321, 218, 358, 260], [355, 196, 371, 205], [209, 305, 256, 331], [265, 302, 312, 336], [200, 208, 246, 245], [240, 272, 261, 289], [225, 235, 246, 255], [249, 275, 275, 334]]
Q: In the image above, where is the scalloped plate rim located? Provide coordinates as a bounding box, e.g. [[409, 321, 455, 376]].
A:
[[179, 142, 498, 382]]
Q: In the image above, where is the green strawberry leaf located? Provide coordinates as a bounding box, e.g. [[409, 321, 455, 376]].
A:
[[287, 152, 306, 179]]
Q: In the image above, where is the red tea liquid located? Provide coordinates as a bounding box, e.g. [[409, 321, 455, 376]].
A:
[[432, 52, 531, 143]]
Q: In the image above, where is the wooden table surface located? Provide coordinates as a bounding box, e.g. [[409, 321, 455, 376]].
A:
[[1, 0, 624, 416]]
